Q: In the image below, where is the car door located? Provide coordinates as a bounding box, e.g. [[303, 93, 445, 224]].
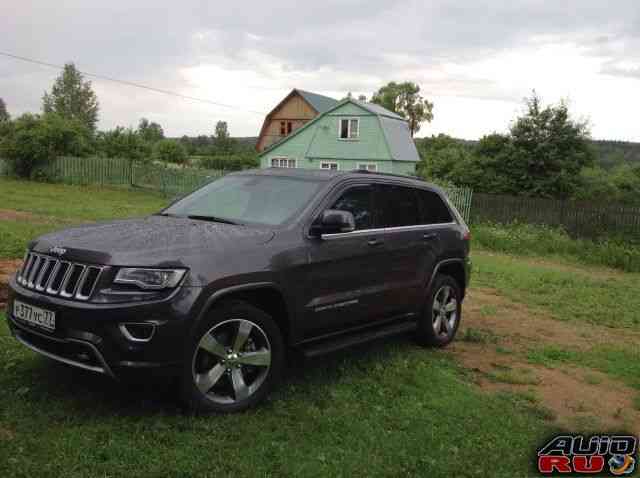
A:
[[374, 184, 438, 317], [302, 183, 391, 338]]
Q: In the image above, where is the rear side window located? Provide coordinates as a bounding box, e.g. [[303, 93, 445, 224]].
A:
[[331, 186, 373, 230], [375, 185, 420, 228], [418, 189, 454, 224]]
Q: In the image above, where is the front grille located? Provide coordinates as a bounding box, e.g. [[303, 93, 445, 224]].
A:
[[16, 252, 103, 301]]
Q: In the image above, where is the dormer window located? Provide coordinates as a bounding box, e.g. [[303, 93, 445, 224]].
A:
[[339, 118, 359, 139]]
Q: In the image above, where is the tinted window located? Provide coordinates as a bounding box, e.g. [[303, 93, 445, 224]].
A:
[[331, 186, 373, 230], [418, 189, 453, 224], [376, 185, 420, 227]]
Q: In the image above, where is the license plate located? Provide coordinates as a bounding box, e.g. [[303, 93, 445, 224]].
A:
[[13, 300, 56, 331]]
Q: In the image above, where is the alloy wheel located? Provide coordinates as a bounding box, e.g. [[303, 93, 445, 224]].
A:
[[432, 285, 458, 338], [192, 319, 271, 404]]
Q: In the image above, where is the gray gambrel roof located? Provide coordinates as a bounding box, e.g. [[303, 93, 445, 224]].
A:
[[259, 98, 420, 162], [378, 115, 420, 162], [296, 90, 339, 113], [351, 99, 405, 120]]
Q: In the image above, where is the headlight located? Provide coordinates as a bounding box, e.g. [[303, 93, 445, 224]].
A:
[[114, 268, 186, 290]]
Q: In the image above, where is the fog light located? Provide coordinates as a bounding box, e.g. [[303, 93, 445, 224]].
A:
[[119, 323, 156, 342]]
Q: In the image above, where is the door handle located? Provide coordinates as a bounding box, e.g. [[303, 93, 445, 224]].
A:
[[422, 233, 437, 241], [367, 238, 383, 247]]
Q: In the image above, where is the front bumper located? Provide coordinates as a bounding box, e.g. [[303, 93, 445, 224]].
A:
[[6, 276, 203, 380]]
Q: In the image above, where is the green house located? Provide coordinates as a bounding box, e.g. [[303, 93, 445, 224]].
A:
[[258, 99, 420, 175]]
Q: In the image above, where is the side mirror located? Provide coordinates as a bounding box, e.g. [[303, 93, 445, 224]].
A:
[[312, 209, 356, 236]]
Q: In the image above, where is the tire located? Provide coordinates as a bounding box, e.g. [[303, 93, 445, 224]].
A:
[[180, 300, 285, 413], [416, 274, 462, 347]]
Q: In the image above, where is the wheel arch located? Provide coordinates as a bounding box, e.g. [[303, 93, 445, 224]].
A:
[[427, 259, 467, 299], [194, 282, 294, 345]]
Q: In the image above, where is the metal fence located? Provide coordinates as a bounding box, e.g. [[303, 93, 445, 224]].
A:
[[470, 192, 640, 240], [0, 157, 225, 197], [442, 186, 473, 224], [0, 157, 475, 221]]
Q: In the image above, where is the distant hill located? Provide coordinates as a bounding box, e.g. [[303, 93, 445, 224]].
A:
[[415, 136, 640, 168], [590, 140, 640, 168]]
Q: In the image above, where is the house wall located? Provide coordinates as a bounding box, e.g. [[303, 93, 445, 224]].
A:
[[259, 101, 418, 176], [256, 94, 318, 151]]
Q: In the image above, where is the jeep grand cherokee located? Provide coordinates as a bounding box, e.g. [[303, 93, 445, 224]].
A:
[[7, 168, 471, 412]]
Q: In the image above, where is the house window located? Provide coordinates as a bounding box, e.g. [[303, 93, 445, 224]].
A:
[[339, 118, 359, 139], [320, 162, 339, 171], [271, 157, 296, 168], [280, 121, 286, 136], [357, 163, 377, 172], [287, 121, 293, 134]]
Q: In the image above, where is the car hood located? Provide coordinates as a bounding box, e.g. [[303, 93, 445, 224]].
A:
[[30, 215, 275, 268]]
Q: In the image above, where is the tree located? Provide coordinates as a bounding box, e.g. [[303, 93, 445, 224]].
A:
[[154, 139, 188, 166], [0, 98, 9, 122], [357, 94, 367, 102], [95, 127, 151, 162], [212, 120, 235, 154], [42, 63, 99, 130], [138, 118, 164, 143], [506, 92, 594, 198], [0, 113, 91, 178], [371, 81, 434, 136]]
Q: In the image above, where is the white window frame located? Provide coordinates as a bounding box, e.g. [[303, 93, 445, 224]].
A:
[[338, 117, 360, 140], [271, 157, 297, 168], [320, 161, 339, 171], [357, 163, 377, 172]]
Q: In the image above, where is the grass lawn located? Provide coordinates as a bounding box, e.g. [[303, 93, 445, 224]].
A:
[[0, 178, 168, 259], [2, 178, 639, 476], [0, 312, 551, 477]]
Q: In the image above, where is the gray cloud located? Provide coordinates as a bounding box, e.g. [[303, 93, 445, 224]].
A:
[[0, 0, 638, 138]]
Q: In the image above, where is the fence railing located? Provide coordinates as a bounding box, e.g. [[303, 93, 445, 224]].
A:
[[470, 193, 640, 240], [442, 186, 473, 224], [0, 157, 226, 197]]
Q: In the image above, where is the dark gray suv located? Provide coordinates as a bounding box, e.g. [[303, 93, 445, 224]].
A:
[[7, 168, 471, 412]]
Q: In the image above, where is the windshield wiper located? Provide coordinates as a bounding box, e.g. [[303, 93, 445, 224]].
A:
[[186, 215, 242, 225]]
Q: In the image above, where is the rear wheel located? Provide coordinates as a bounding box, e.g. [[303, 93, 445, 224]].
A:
[[180, 301, 284, 413], [416, 274, 462, 347]]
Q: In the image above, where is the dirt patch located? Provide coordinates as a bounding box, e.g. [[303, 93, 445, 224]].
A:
[[0, 209, 40, 222], [450, 287, 640, 433], [0, 425, 15, 441], [0, 259, 22, 308]]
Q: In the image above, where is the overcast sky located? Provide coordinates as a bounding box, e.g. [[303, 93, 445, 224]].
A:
[[1, 1, 639, 140]]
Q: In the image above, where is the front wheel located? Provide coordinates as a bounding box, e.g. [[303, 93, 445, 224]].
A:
[[180, 301, 284, 413], [416, 274, 462, 347]]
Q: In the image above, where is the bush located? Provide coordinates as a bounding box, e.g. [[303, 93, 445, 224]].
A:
[[154, 139, 188, 166], [198, 154, 259, 171], [95, 127, 151, 163], [472, 221, 640, 272], [0, 113, 91, 178]]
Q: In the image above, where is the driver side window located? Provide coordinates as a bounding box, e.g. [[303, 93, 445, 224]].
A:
[[330, 186, 373, 230]]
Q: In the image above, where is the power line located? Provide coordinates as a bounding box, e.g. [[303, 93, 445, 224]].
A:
[[0, 51, 267, 116]]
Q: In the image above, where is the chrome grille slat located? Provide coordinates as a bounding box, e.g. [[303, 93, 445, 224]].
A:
[[19, 252, 102, 301], [20, 254, 36, 285], [76, 266, 102, 300], [59, 264, 83, 298], [27, 255, 43, 288], [18, 251, 30, 283], [35, 258, 53, 291], [43, 260, 62, 292], [47, 261, 70, 295]]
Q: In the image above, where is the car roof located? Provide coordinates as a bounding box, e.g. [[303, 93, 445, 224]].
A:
[[231, 167, 444, 192]]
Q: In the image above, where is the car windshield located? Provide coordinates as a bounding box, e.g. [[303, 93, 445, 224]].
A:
[[162, 174, 323, 226]]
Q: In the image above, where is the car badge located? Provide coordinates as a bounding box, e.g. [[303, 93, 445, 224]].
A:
[[49, 246, 67, 257]]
